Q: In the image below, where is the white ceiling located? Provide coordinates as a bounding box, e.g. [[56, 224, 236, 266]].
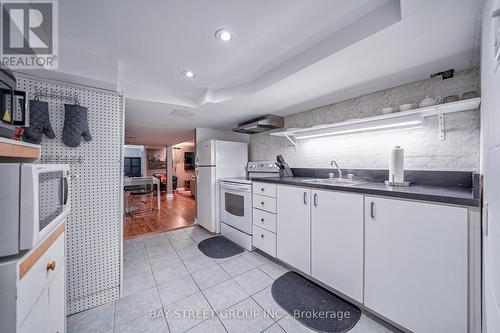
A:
[[51, 0, 480, 145]]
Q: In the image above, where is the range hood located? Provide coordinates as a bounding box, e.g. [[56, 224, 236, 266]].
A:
[[232, 114, 284, 134]]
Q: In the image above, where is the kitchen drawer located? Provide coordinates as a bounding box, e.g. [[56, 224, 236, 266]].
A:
[[253, 225, 276, 257], [18, 231, 64, 324], [253, 194, 276, 213], [252, 208, 276, 233], [253, 182, 277, 198]]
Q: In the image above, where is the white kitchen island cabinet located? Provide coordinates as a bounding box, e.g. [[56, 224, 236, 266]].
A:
[[364, 196, 468, 333], [311, 190, 364, 303], [0, 223, 66, 333], [276, 185, 311, 275]]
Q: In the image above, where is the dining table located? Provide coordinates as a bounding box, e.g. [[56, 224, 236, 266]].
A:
[[123, 176, 161, 210]]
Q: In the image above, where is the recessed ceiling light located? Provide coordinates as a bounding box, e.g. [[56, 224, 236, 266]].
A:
[[215, 29, 233, 42], [181, 70, 195, 78]]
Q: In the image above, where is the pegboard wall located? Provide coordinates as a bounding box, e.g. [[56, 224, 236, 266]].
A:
[[17, 76, 124, 315]]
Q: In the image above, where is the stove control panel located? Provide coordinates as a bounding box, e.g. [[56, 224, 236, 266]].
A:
[[247, 161, 279, 173]]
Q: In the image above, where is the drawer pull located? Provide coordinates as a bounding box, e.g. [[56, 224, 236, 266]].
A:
[[261, 218, 264, 222], [261, 234, 264, 238], [47, 261, 56, 271], [261, 201, 264, 205], [261, 188, 264, 191]]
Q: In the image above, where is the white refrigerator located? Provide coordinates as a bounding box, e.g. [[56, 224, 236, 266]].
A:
[[195, 140, 248, 233]]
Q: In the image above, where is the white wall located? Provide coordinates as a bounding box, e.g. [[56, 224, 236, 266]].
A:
[[195, 128, 249, 144], [251, 68, 480, 171], [173, 146, 195, 189], [481, 0, 500, 332]]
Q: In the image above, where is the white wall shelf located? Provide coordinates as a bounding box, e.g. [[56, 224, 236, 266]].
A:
[[270, 97, 481, 145]]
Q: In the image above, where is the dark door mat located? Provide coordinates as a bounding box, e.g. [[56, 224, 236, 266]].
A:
[[271, 272, 361, 332], [197, 236, 244, 259]]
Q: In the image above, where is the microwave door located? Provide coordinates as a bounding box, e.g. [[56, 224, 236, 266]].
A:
[[20, 165, 71, 251], [38, 171, 64, 232]]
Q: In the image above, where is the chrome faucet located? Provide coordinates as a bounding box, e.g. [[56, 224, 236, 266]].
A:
[[330, 160, 342, 179]]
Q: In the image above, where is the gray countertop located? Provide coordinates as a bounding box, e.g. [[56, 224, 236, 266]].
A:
[[253, 177, 480, 207]]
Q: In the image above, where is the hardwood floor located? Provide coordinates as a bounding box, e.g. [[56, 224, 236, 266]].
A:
[[124, 192, 195, 239]]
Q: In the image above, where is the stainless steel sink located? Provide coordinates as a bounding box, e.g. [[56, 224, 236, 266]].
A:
[[300, 178, 366, 186]]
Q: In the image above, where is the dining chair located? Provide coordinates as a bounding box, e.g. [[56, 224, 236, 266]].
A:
[[127, 178, 154, 217]]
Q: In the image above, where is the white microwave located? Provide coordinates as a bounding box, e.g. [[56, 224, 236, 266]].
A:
[[0, 164, 70, 257]]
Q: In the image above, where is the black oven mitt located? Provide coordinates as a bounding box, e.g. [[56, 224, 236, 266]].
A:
[[22, 100, 55, 144], [62, 104, 92, 147]]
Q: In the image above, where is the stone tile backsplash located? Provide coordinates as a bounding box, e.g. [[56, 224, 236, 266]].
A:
[[250, 68, 480, 171]]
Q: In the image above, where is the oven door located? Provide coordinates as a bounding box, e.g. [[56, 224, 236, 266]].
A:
[[20, 164, 71, 250], [220, 182, 252, 234]]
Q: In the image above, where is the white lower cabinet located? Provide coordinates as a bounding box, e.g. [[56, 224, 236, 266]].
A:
[[276, 185, 311, 274], [274, 185, 473, 333], [311, 190, 364, 302], [364, 196, 468, 333], [19, 289, 49, 333], [0, 225, 66, 333], [19, 268, 65, 333], [19, 239, 66, 333], [252, 225, 276, 257], [48, 262, 66, 333]]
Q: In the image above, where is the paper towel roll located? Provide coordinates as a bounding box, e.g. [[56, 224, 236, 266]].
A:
[[389, 146, 404, 183]]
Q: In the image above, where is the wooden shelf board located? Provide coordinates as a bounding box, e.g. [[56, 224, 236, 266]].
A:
[[0, 137, 40, 159]]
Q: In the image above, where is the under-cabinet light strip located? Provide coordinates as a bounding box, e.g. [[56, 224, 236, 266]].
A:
[[293, 114, 423, 139]]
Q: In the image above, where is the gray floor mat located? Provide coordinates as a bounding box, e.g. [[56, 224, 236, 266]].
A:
[[197, 236, 244, 259], [271, 272, 361, 332]]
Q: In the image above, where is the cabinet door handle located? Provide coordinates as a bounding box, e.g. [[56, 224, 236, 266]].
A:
[[261, 201, 264, 206], [47, 261, 56, 271], [261, 188, 264, 192], [303, 192, 307, 205], [313, 193, 318, 207], [260, 218, 264, 222], [370, 202, 375, 219], [261, 234, 264, 238]]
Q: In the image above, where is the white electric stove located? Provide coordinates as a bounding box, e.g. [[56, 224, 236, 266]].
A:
[[220, 161, 279, 250]]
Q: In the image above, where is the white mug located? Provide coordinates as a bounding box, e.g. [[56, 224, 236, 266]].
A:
[[381, 106, 398, 114], [398, 103, 417, 111], [418, 95, 442, 108]]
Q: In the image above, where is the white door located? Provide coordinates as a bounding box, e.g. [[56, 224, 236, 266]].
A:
[[196, 167, 216, 232], [215, 141, 248, 179], [484, 148, 500, 333], [196, 140, 215, 166], [276, 185, 310, 274], [311, 190, 363, 302], [364, 196, 468, 333], [20, 289, 49, 333], [48, 261, 65, 333]]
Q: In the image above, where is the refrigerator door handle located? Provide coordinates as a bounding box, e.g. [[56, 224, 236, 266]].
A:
[[195, 153, 199, 166]]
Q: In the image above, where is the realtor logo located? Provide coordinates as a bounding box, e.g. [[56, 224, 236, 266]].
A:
[[0, 0, 58, 69]]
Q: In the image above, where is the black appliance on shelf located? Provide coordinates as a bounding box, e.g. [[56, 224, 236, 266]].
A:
[[0, 65, 29, 139]]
